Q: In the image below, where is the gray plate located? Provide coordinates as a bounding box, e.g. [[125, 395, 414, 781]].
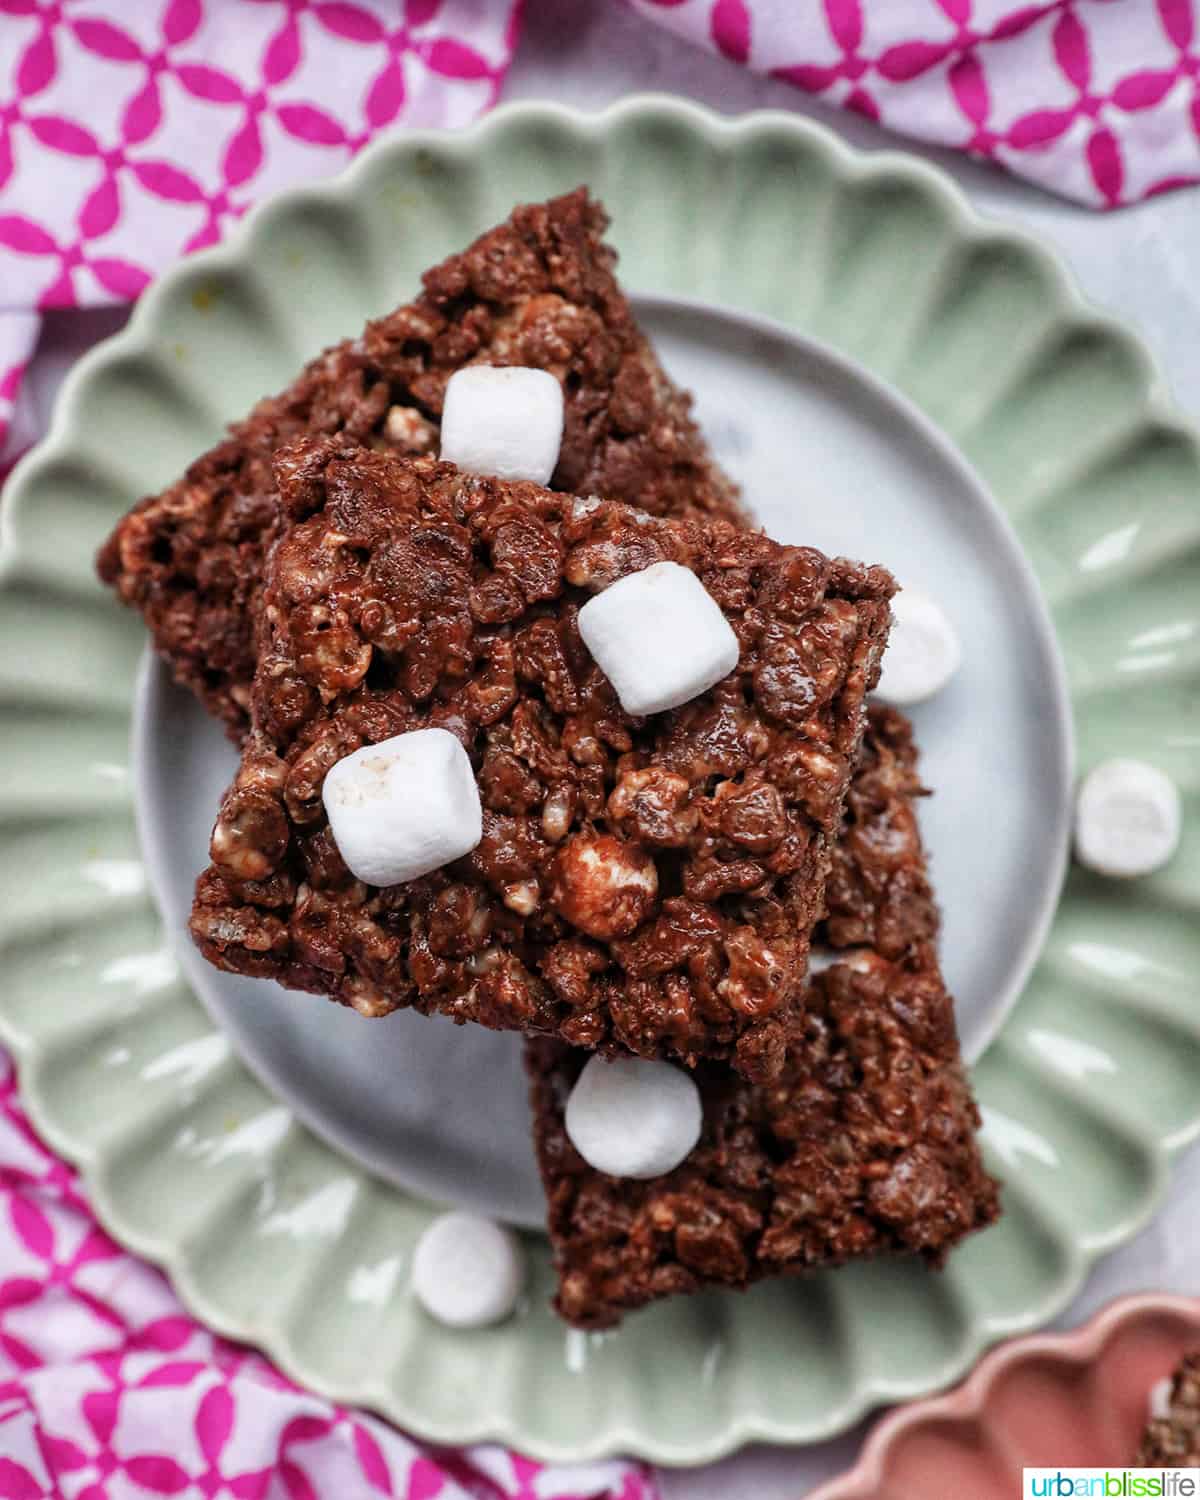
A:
[[134, 293, 1072, 1230]]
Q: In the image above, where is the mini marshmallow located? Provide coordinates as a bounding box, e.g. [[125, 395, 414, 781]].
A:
[[577, 561, 740, 717], [805, 947, 843, 975], [1074, 758, 1182, 879], [807, 946, 878, 976], [439, 365, 564, 485], [322, 727, 482, 887], [875, 588, 962, 706], [1148, 1376, 1175, 1423], [565, 1055, 703, 1180], [411, 1211, 524, 1329], [383, 403, 436, 453]]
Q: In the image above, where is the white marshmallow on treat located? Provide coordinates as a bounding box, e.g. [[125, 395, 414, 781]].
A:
[[806, 946, 843, 975], [875, 588, 962, 706], [808, 946, 879, 977], [565, 1055, 703, 1180], [322, 727, 482, 887], [577, 561, 740, 717], [1148, 1376, 1175, 1422], [1074, 758, 1182, 879], [439, 365, 564, 485], [411, 1211, 524, 1329]]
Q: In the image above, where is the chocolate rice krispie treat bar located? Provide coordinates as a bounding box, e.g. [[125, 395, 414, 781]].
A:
[[190, 439, 894, 1081], [98, 188, 745, 738], [525, 707, 1000, 1327], [1139, 1353, 1200, 1466]]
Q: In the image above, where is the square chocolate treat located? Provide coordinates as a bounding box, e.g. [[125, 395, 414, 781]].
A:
[[97, 189, 745, 738], [190, 439, 894, 1081], [525, 708, 1000, 1327]]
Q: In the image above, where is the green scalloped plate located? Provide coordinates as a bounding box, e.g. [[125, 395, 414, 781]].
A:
[[2, 98, 1198, 1465]]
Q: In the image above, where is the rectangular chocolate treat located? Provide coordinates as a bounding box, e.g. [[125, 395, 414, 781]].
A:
[[1139, 1354, 1200, 1466], [189, 439, 893, 1082], [97, 189, 745, 739], [525, 707, 1000, 1327]]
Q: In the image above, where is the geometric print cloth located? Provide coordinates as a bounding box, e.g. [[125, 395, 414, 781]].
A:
[[633, 0, 1200, 209], [0, 0, 522, 458], [0, 1049, 657, 1498]]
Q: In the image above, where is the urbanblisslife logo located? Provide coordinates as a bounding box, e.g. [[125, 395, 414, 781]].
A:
[[1025, 1471, 1200, 1498]]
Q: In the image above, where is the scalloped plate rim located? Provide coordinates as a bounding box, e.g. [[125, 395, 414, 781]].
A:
[[7, 95, 1199, 527], [0, 96, 1197, 1466]]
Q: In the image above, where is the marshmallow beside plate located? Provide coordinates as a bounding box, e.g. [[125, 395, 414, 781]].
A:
[[578, 561, 740, 716], [1074, 758, 1182, 879], [876, 588, 962, 706], [440, 365, 564, 485], [412, 1211, 525, 1329], [565, 1055, 703, 1179], [322, 727, 482, 887]]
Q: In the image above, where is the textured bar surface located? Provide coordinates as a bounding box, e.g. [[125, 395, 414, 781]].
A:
[[190, 440, 893, 1081], [526, 708, 999, 1327], [98, 189, 745, 736]]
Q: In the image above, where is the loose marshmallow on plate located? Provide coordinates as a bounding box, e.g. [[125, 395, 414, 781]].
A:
[[322, 727, 482, 887], [565, 1055, 703, 1180], [412, 1211, 525, 1329], [1074, 758, 1182, 879], [439, 365, 564, 485], [875, 588, 962, 706], [577, 561, 740, 717]]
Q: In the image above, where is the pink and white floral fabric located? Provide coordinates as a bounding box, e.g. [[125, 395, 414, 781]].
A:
[[0, 1050, 656, 1498], [633, 0, 1200, 208], [0, 0, 522, 460]]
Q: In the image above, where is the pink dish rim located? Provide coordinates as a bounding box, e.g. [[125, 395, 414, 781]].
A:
[[811, 1292, 1200, 1500]]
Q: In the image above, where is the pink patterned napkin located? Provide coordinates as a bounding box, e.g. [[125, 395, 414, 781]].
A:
[[631, 0, 1200, 208], [0, 1050, 656, 1499], [0, 0, 522, 460]]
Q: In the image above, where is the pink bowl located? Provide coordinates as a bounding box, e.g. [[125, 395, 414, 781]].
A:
[[812, 1295, 1200, 1500]]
